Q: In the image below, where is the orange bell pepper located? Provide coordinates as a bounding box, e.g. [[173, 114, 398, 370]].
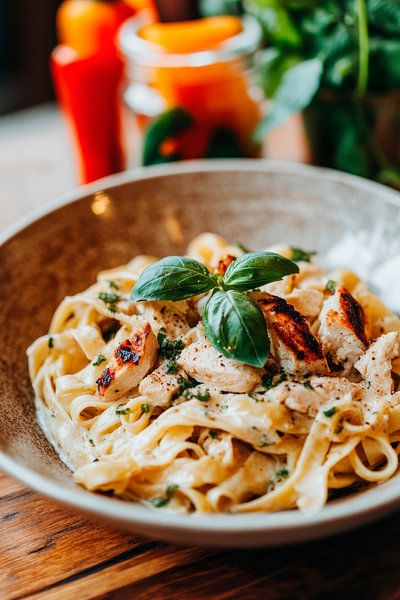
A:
[[139, 16, 243, 53]]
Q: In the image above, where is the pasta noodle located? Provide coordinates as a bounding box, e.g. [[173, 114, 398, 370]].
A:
[[27, 234, 400, 514]]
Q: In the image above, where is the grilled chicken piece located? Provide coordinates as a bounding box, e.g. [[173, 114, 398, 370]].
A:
[[285, 288, 324, 320], [355, 332, 399, 395], [217, 255, 236, 276], [256, 294, 329, 376], [139, 362, 184, 406], [267, 376, 356, 417], [97, 323, 157, 401], [178, 341, 261, 393], [318, 286, 368, 371], [135, 300, 192, 339]]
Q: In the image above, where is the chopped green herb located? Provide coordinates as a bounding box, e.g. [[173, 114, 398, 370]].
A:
[[98, 292, 120, 312], [166, 359, 179, 374], [290, 247, 316, 263], [108, 280, 119, 289], [98, 292, 120, 304], [93, 353, 107, 367], [141, 403, 150, 414], [366, 381, 372, 390], [177, 374, 199, 396], [116, 406, 130, 416], [48, 337, 54, 349], [103, 322, 119, 342], [157, 328, 184, 362], [326, 279, 336, 294], [302, 380, 314, 390], [183, 388, 210, 402], [209, 430, 218, 439], [150, 483, 179, 508], [275, 468, 289, 479], [89, 438, 95, 447], [262, 371, 287, 390], [323, 406, 337, 418]]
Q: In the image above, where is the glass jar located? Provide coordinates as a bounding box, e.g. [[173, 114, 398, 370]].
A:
[[118, 14, 263, 166]]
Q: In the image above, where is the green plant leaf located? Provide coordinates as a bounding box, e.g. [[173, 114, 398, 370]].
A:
[[223, 252, 299, 291], [131, 257, 215, 301], [254, 58, 323, 141], [367, 0, 400, 36], [369, 38, 400, 89], [258, 48, 302, 98], [199, 0, 243, 16], [142, 108, 194, 167], [250, 0, 301, 47], [203, 289, 269, 367]]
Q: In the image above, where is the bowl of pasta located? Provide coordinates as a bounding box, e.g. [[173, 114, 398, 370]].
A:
[[1, 159, 400, 547]]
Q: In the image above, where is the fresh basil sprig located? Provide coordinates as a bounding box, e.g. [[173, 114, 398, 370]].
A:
[[131, 256, 215, 301], [203, 289, 270, 367], [131, 252, 298, 367]]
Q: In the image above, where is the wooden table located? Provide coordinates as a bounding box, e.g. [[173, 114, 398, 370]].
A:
[[1, 105, 400, 600]]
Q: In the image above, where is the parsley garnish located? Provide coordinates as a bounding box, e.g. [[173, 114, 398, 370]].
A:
[[209, 430, 218, 439], [48, 337, 54, 349], [150, 484, 179, 508], [183, 388, 210, 402], [89, 438, 95, 447], [166, 359, 179, 374], [323, 406, 337, 418], [108, 280, 119, 290], [177, 375, 199, 396], [326, 279, 336, 294], [275, 468, 289, 479], [158, 328, 184, 360], [98, 292, 120, 312], [290, 247, 316, 263], [262, 371, 287, 389], [93, 353, 107, 367], [141, 403, 150, 414], [116, 405, 130, 416]]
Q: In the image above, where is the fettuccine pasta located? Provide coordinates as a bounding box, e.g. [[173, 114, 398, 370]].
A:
[[27, 234, 400, 514]]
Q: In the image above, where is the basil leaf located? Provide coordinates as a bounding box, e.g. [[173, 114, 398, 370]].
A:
[[254, 58, 323, 142], [142, 108, 193, 167], [131, 257, 215, 301], [223, 252, 299, 291], [203, 290, 269, 367]]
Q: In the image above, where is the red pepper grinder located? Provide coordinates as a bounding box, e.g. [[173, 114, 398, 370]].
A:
[[51, 0, 136, 184]]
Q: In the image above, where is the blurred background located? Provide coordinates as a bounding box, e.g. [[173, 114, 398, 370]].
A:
[[1, 0, 400, 228]]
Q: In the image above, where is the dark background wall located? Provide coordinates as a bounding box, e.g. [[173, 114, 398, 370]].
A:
[[0, 0, 62, 115]]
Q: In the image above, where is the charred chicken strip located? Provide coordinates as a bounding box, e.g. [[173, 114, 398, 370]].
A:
[[256, 293, 329, 376], [97, 323, 158, 401]]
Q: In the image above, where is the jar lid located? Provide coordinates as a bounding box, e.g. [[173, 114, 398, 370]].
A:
[[118, 13, 263, 68]]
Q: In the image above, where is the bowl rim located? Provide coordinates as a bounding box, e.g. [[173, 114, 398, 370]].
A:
[[2, 158, 400, 540]]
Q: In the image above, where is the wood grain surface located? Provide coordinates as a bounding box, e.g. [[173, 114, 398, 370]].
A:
[[1, 105, 400, 600], [1, 468, 400, 599]]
